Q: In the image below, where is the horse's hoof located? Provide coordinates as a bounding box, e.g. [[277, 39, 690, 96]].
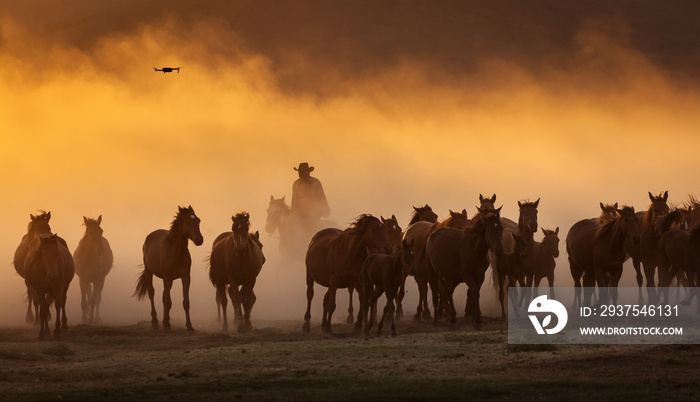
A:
[[302, 322, 311, 334], [151, 322, 159, 330], [346, 315, 354, 325], [391, 331, 397, 337], [413, 314, 422, 322], [163, 325, 171, 331], [237, 325, 250, 333], [353, 324, 362, 332], [376, 329, 382, 336], [187, 327, 196, 333]]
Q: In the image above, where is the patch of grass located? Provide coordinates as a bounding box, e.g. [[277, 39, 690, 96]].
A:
[[506, 343, 558, 352], [443, 332, 505, 344], [0, 348, 43, 361], [42, 343, 75, 357]]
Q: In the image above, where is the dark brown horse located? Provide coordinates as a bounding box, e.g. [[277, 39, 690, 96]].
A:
[[13, 211, 52, 325], [209, 213, 265, 332], [655, 208, 689, 304], [135, 206, 203, 332], [597, 203, 618, 223], [362, 238, 416, 336], [567, 206, 640, 308], [408, 205, 438, 226], [401, 208, 469, 322], [531, 227, 560, 299], [74, 216, 113, 324], [303, 214, 392, 334], [495, 233, 528, 318], [24, 233, 74, 337], [624, 192, 670, 303], [427, 208, 504, 329]]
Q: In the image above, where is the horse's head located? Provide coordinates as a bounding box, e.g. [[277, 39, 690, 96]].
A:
[[38, 233, 61, 281], [481, 208, 504, 257], [358, 215, 392, 254], [231, 213, 251, 256], [29, 211, 52, 236], [381, 214, 403, 248], [411, 205, 438, 224], [518, 199, 539, 233], [479, 194, 497, 210], [541, 227, 560, 258], [618, 206, 640, 244], [265, 195, 288, 236], [179, 206, 203, 246], [599, 202, 618, 222], [400, 238, 417, 276], [647, 191, 670, 231], [448, 209, 469, 228], [83, 215, 105, 253], [511, 233, 528, 262]]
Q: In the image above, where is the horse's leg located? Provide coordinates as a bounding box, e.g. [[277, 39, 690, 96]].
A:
[[498, 273, 507, 319], [447, 282, 458, 329], [547, 274, 555, 299], [53, 290, 63, 336], [79, 277, 90, 324], [377, 292, 393, 336], [217, 284, 229, 332], [229, 284, 243, 324], [346, 288, 354, 325], [394, 276, 406, 321], [609, 269, 623, 305], [239, 284, 256, 333], [92, 277, 106, 323], [507, 279, 520, 319], [161, 278, 173, 330], [324, 281, 339, 335], [642, 260, 658, 305], [38, 294, 49, 338], [569, 257, 582, 309], [302, 272, 314, 333], [321, 290, 330, 333], [25, 285, 35, 325], [413, 276, 426, 321], [367, 287, 382, 335], [181, 275, 194, 332], [142, 269, 158, 329], [61, 286, 69, 330], [632, 258, 644, 304]]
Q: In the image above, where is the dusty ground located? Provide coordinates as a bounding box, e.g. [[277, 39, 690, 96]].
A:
[[0, 317, 698, 401]]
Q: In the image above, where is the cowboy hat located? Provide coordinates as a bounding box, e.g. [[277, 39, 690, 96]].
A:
[[294, 162, 315, 173]]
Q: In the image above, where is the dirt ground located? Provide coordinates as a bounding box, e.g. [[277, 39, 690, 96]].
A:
[[1, 317, 698, 401]]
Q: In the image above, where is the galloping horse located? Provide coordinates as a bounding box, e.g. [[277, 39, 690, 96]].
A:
[[13, 211, 52, 325], [135, 206, 203, 331], [362, 238, 416, 336], [303, 214, 392, 334], [74, 216, 113, 324], [24, 233, 74, 337], [209, 213, 265, 332], [265, 195, 336, 259], [427, 208, 504, 329], [567, 206, 640, 308]]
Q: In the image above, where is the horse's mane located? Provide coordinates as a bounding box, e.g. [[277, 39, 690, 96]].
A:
[[595, 206, 633, 241], [170, 206, 193, 230], [347, 214, 379, 234], [233, 212, 251, 229], [409, 205, 434, 225], [518, 199, 539, 209], [27, 210, 50, 233]]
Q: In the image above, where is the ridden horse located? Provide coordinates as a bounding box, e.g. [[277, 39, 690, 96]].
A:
[[209, 213, 265, 332], [427, 208, 504, 330], [401, 208, 469, 321], [74, 216, 113, 324], [265, 195, 336, 259], [489, 199, 539, 310], [362, 238, 416, 336], [530, 227, 560, 299], [13, 211, 52, 325], [624, 192, 670, 303], [567, 206, 640, 308], [24, 233, 74, 337], [135, 206, 203, 332], [495, 233, 528, 318], [303, 214, 392, 334]]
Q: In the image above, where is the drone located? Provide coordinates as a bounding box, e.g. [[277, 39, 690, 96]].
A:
[[154, 67, 180, 74]]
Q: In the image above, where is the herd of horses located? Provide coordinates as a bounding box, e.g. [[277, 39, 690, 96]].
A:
[[10, 191, 700, 338]]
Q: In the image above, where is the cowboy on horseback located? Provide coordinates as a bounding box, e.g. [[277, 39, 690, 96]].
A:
[[291, 162, 331, 229]]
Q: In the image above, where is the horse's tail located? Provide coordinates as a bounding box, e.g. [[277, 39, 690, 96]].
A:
[[489, 253, 500, 293], [133, 264, 152, 301], [206, 254, 217, 286]]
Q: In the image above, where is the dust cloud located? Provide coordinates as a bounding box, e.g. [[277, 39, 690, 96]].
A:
[[1, 1, 700, 329]]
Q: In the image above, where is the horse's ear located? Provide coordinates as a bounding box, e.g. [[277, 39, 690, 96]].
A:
[[518, 201, 523, 208], [496, 206, 502, 215], [613, 202, 618, 210], [534, 198, 540, 208], [462, 209, 467, 216], [188, 205, 193, 211], [392, 214, 397, 220], [231, 215, 235, 222], [600, 202, 605, 211], [555, 227, 559, 234], [245, 213, 250, 220], [30, 214, 35, 220], [413, 206, 419, 211], [253, 231, 260, 240], [648, 192, 655, 202], [97, 215, 102, 225], [663, 191, 668, 201], [83, 216, 89, 225], [449, 209, 455, 215], [479, 194, 485, 202], [381, 215, 386, 223], [491, 194, 496, 202], [47, 212, 51, 220], [476, 206, 485, 214], [270, 195, 275, 201]]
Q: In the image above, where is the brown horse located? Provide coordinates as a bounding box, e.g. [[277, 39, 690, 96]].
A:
[[531, 227, 560, 299], [362, 238, 416, 336], [74, 216, 113, 324], [597, 203, 618, 223], [13, 211, 52, 325], [427, 208, 504, 329], [567, 206, 640, 308], [135, 206, 203, 332], [303, 214, 392, 334], [24, 233, 74, 337], [401, 208, 469, 322], [408, 205, 438, 226], [655, 208, 689, 303], [209, 213, 265, 332], [495, 233, 528, 318]]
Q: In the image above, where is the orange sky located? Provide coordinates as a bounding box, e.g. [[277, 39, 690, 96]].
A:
[[1, 1, 699, 327]]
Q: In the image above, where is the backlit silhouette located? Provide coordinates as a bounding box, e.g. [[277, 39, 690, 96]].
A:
[[74, 216, 113, 324]]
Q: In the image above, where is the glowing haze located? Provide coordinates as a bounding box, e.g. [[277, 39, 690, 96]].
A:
[[2, 1, 699, 327]]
